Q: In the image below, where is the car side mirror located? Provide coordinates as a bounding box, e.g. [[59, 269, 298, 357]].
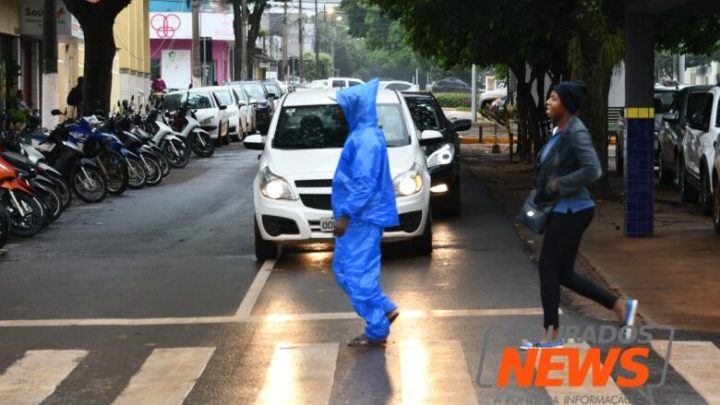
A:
[[244, 134, 265, 150], [219, 105, 228, 111], [452, 119, 472, 132], [420, 129, 444, 146]]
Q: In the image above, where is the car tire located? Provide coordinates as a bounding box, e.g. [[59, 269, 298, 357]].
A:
[[658, 149, 674, 186], [700, 164, 713, 216], [713, 178, 720, 234], [412, 212, 433, 256], [254, 220, 278, 261], [223, 130, 231, 145], [680, 159, 699, 203]]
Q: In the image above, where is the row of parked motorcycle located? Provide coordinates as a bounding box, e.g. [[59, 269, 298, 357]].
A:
[[0, 98, 218, 249]]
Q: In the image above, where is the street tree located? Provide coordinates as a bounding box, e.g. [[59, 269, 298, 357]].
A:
[[64, 0, 132, 115], [229, 0, 272, 80]]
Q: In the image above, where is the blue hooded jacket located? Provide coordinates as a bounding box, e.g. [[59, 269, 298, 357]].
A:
[[332, 79, 399, 228]]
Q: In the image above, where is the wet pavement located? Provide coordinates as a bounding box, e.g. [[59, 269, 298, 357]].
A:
[[0, 143, 718, 404]]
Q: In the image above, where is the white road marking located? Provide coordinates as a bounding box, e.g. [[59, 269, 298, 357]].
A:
[[235, 259, 275, 317], [112, 347, 215, 405], [0, 349, 88, 404], [539, 342, 628, 402], [0, 307, 548, 327], [254, 343, 339, 405], [652, 340, 720, 403], [400, 340, 478, 405]]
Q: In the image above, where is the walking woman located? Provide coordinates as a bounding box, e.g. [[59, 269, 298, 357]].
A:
[[522, 81, 638, 349]]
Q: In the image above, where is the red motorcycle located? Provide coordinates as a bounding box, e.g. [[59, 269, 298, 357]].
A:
[[0, 156, 46, 237]]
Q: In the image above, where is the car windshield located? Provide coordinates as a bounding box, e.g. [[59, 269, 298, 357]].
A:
[[187, 92, 213, 109], [686, 93, 706, 121], [272, 104, 410, 149], [231, 86, 247, 103], [214, 90, 233, 107], [162, 93, 185, 111], [654, 90, 676, 114], [405, 98, 443, 131], [243, 83, 267, 100]]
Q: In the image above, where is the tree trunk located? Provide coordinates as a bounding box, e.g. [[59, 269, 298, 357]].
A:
[[232, 1, 242, 81], [63, 0, 131, 115], [191, 0, 201, 86], [246, 1, 267, 80]]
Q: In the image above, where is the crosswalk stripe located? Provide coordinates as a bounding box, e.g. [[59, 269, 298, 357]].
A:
[[254, 342, 339, 405], [400, 340, 478, 405], [652, 340, 720, 403], [0, 349, 88, 405], [540, 342, 628, 402], [112, 347, 215, 405]]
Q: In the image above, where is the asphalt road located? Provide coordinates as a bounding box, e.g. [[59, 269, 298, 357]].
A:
[[0, 143, 717, 405]]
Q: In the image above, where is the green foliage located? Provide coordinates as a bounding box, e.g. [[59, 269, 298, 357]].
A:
[[433, 93, 475, 108], [302, 52, 333, 82]]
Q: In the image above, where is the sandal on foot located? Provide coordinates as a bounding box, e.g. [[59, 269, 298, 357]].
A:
[[386, 309, 400, 324], [348, 334, 387, 347]]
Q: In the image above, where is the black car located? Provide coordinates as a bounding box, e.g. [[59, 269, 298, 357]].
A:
[[402, 92, 471, 215], [657, 85, 712, 185], [234, 81, 275, 134], [430, 77, 470, 93]]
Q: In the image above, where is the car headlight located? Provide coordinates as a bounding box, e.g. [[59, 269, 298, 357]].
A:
[[200, 117, 214, 125], [427, 143, 455, 168], [394, 163, 424, 197], [260, 167, 297, 200]]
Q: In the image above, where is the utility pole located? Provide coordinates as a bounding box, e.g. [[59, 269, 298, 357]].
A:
[[298, 0, 304, 82], [42, 0, 58, 126], [283, 0, 288, 83], [192, 0, 202, 87], [240, 0, 248, 79], [314, 0, 319, 77]]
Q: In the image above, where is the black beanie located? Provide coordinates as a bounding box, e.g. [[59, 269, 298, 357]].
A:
[[554, 81, 587, 114]]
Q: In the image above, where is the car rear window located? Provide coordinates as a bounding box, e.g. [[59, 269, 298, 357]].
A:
[[162, 93, 185, 111], [186, 93, 213, 109], [272, 104, 410, 149], [686, 93, 706, 121], [405, 97, 443, 131]]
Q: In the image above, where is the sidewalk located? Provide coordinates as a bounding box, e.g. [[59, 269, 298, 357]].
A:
[[463, 144, 720, 332]]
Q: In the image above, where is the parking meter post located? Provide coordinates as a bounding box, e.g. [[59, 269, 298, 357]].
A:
[[479, 124, 483, 144]]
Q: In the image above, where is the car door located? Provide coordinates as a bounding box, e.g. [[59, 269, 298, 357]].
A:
[[686, 94, 712, 178]]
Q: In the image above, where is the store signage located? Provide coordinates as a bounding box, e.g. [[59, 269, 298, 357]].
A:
[[19, 0, 83, 39], [150, 12, 234, 41]]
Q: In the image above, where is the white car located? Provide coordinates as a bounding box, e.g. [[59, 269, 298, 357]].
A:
[[229, 84, 255, 138], [164, 88, 230, 145], [480, 85, 507, 109], [208, 86, 241, 142], [680, 86, 720, 215], [380, 80, 420, 92], [244, 89, 441, 260]]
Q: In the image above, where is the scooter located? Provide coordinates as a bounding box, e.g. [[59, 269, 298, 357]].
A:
[[0, 155, 47, 237], [1, 150, 63, 224], [40, 117, 107, 203], [145, 109, 190, 168], [170, 105, 215, 158]]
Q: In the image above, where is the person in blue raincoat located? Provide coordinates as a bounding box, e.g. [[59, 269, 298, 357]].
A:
[[332, 78, 400, 347]]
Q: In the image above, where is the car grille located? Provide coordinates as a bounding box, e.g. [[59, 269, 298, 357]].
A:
[[300, 194, 332, 210], [296, 179, 333, 188]]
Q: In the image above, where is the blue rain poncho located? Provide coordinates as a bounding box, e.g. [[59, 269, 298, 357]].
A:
[[332, 78, 399, 340]]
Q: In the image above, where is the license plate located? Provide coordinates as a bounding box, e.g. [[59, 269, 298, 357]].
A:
[[320, 217, 335, 232]]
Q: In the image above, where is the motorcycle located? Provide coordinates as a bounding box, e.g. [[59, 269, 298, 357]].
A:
[[0, 155, 47, 237], [144, 109, 190, 169], [170, 105, 215, 158]]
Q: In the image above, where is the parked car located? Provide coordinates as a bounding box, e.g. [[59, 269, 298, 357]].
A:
[[679, 86, 720, 214], [234, 81, 275, 134], [162, 88, 230, 145], [207, 86, 240, 144], [429, 77, 470, 93], [328, 77, 365, 89], [262, 80, 285, 108], [380, 80, 420, 92], [657, 85, 711, 185], [228, 84, 255, 138], [243, 88, 439, 260], [480, 85, 507, 110], [402, 92, 471, 215]]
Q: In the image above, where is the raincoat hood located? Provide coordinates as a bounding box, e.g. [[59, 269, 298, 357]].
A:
[[336, 78, 379, 132]]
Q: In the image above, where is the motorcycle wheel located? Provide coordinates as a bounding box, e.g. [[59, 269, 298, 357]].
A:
[[0, 204, 9, 248], [162, 140, 190, 169], [126, 155, 147, 189], [6, 191, 46, 237], [99, 150, 129, 195], [46, 172, 72, 209], [141, 152, 163, 187], [154, 150, 171, 177], [72, 165, 107, 203], [191, 132, 215, 158], [36, 187, 62, 224]]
